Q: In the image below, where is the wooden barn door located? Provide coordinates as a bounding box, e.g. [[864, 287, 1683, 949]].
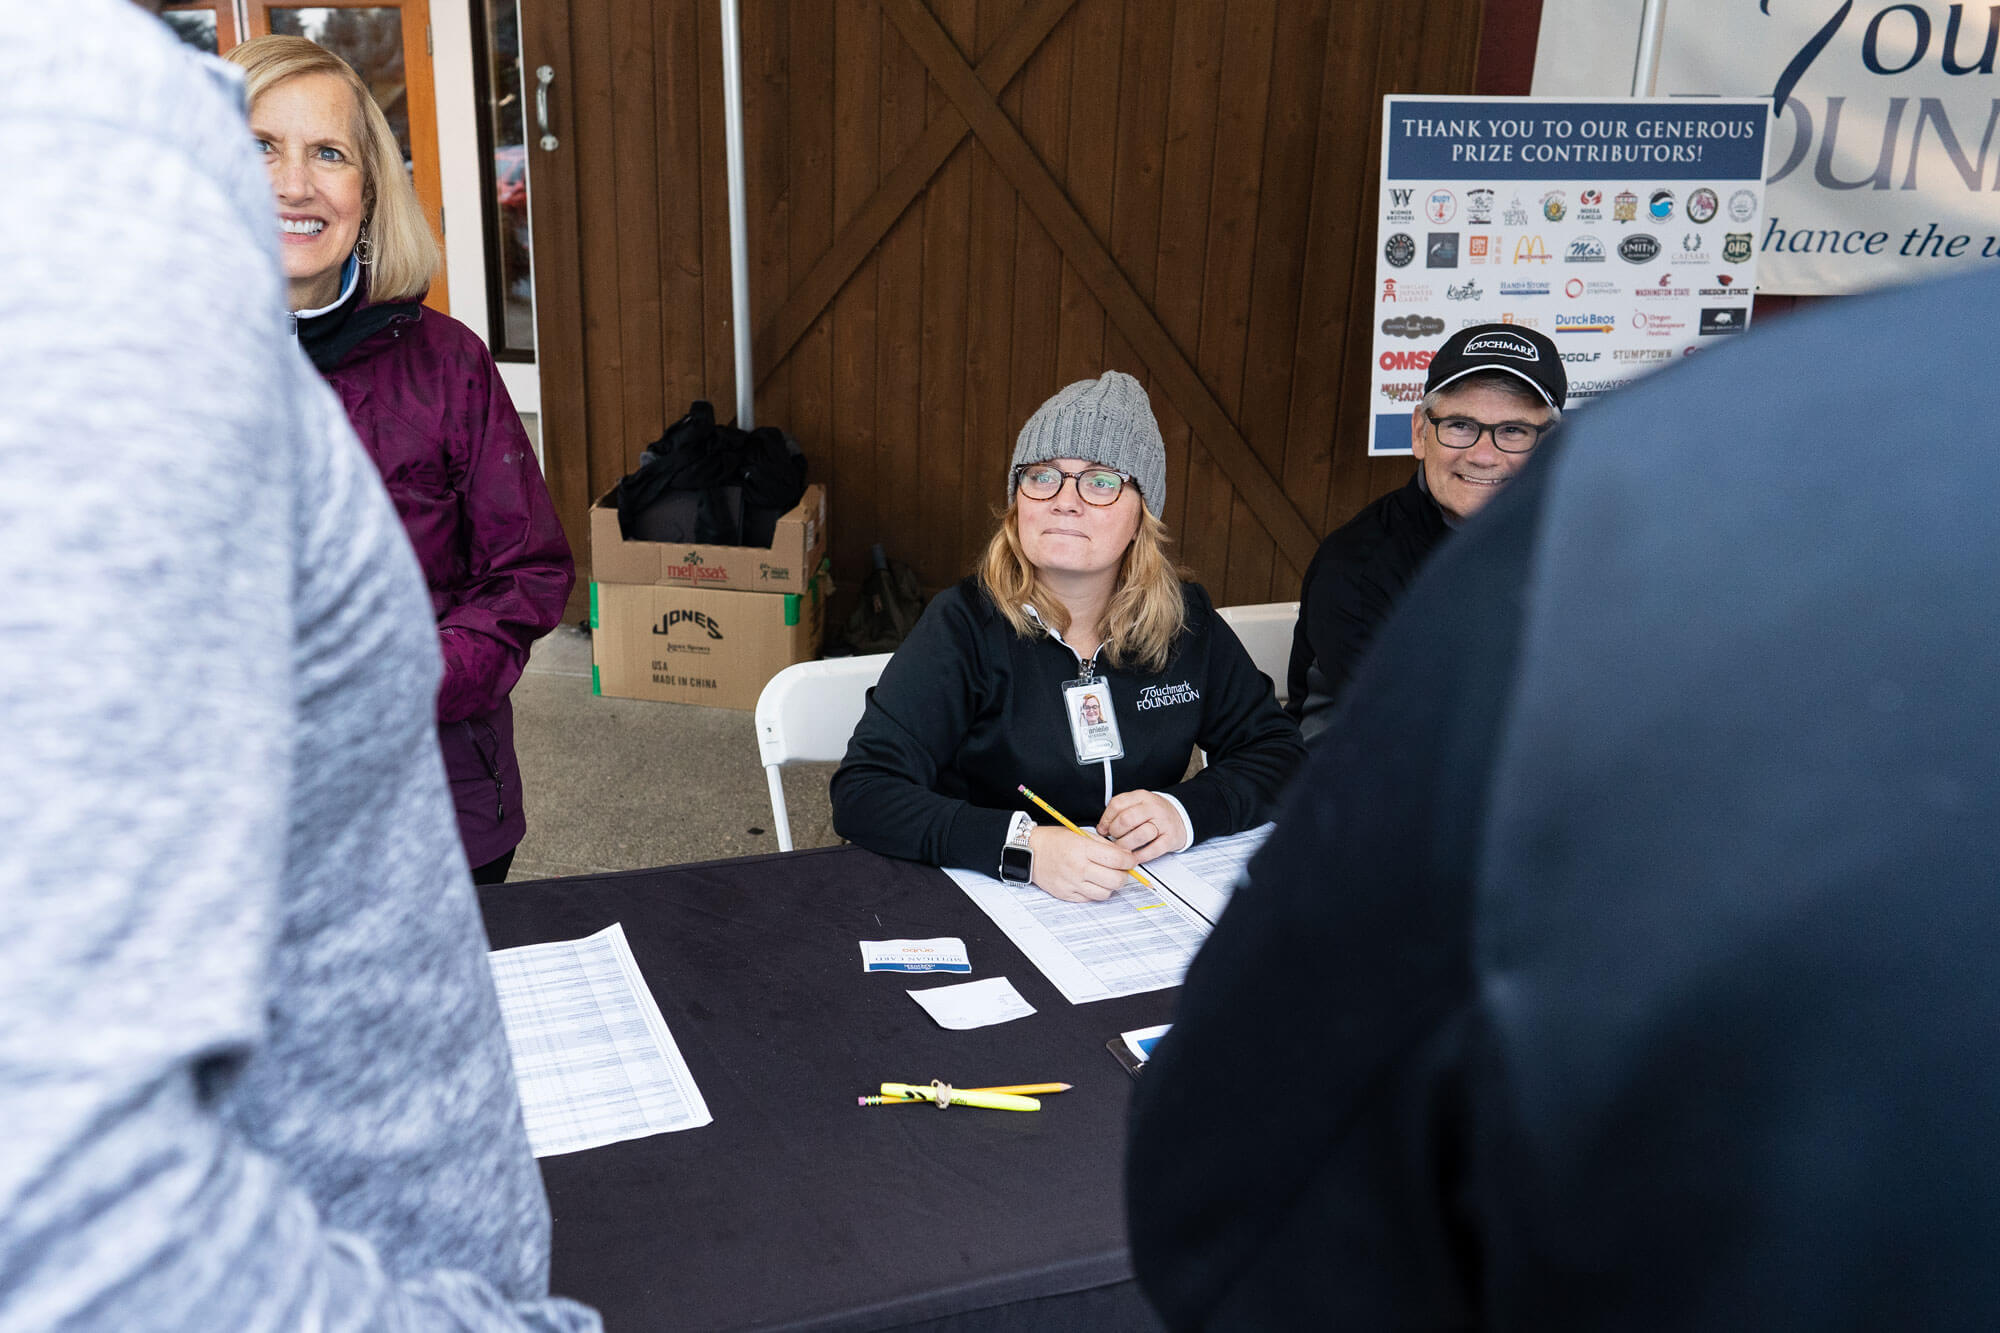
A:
[[521, 0, 1485, 615]]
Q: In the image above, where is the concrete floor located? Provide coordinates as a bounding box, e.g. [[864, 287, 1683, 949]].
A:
[[507, 625, 843, 880]]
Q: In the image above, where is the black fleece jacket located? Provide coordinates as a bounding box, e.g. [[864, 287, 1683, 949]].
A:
[[830, 577, 1306, 874], [1285, 471, 1449, 738]]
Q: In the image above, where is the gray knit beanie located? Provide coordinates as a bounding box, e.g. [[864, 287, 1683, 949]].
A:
[[1008, 371, 1167, 518]]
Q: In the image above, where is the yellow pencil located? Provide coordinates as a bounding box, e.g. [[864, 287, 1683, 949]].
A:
[[1016, 784, 1163, 892], [865, 1082, 1072, 1103], [875, 1082, 1040, 1111]]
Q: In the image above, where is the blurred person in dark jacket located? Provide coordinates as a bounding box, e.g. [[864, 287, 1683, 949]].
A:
[[229, 35, 572, 884], [1129, 274, 2000, 1329]]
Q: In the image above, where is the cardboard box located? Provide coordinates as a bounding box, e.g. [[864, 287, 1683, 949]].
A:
[[590, 577, 824, 710], [590, 484, 826, 593]]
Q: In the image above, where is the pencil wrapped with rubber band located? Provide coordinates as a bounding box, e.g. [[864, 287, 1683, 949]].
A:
[[861, 1081, 1072, 1103], [856, 1081, 1040, 1111], [1016, 784, 1163, 891]]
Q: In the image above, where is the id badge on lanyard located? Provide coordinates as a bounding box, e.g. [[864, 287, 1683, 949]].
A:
[[1062, 675, 1125, 765]]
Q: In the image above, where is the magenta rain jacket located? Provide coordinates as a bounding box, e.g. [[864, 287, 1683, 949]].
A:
[[322, 305, 574, 869]]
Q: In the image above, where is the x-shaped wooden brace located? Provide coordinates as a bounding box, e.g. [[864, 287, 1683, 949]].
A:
[[754, 0, 1321, 571], [749, 0, 1076, 393]]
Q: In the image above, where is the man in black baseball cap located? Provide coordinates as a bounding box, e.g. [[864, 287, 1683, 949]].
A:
[[1283, 323, 1564, 738]]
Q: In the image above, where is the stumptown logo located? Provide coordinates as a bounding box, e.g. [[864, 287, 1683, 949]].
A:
[[1137, 681, 1201, 711], [652, 608, 725, 639], [664, 549, 730, 582]]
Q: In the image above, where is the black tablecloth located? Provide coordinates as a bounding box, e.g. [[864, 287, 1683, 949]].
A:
[[479, 845, 1173, 1332]]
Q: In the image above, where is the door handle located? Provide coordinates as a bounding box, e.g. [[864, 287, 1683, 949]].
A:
[[535, 65, 558, 151]]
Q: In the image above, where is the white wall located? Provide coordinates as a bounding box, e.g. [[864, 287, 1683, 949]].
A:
[[431, 0, 542, 419], [1531, 0, 1648, 97]]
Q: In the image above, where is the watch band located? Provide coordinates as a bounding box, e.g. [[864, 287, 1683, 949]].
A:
[[999, 811, 1036, 882]]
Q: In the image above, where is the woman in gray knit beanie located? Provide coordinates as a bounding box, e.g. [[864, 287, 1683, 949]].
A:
[[991, 369, 1178, 664], [829, 372, 1306, 904]]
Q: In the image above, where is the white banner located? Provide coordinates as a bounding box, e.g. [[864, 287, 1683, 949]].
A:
[[1657, 1, 2000, 294], [1370, 96, 1768, 455]]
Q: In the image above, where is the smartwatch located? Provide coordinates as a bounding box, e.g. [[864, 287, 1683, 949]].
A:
[[998, 811, 1035, 883]]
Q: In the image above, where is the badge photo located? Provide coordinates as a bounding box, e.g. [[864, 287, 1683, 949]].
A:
[[1064, 681, 1125, 765]]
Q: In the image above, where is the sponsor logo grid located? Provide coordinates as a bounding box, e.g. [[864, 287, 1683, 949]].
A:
[[1371, 96, 1767, 455]]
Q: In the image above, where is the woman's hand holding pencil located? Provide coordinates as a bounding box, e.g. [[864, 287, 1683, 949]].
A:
[[1016, 785, 1164, 903]]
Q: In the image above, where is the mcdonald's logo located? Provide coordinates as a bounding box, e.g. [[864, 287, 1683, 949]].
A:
[[1513, 234, 1551, 264]]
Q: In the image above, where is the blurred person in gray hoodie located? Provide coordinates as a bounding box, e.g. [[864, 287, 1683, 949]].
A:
[[0, 4, 598, 1329]]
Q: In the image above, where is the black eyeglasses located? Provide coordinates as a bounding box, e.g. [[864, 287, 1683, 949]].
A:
[[1013, 463, 1135, 507], [1424, 411, 1551, 454]]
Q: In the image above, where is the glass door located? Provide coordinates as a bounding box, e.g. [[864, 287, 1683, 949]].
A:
[[469, 0, 534, 359], [160, 2, 241, 53]]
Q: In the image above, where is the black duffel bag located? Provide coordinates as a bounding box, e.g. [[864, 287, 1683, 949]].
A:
[[613, 400, 807, 547]]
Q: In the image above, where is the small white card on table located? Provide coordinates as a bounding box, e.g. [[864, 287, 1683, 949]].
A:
[[860, 937, 972, 973], [907, 976, 1037, 1030]]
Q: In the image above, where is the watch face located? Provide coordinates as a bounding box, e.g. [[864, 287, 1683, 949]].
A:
[[999, 844, 1034, 883]]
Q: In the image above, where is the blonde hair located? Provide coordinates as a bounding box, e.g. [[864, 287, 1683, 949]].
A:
[[978, 505, 1189, 675], [227, 35, 439, 302]]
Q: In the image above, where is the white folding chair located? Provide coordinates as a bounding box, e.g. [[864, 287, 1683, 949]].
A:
[[753, 653, 893, 851], [1216, 601, 1300, 705]]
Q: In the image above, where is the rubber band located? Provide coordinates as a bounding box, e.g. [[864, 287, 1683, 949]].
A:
[[931, 1079, 954, 1109]]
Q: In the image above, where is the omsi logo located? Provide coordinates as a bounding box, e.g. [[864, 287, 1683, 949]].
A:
[[1379, 349, 1435, 371]]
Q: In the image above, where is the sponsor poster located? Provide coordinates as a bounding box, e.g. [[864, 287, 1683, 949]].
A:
[[1657, 1, 2000, 295], [1371, 96, 1767, 456]]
